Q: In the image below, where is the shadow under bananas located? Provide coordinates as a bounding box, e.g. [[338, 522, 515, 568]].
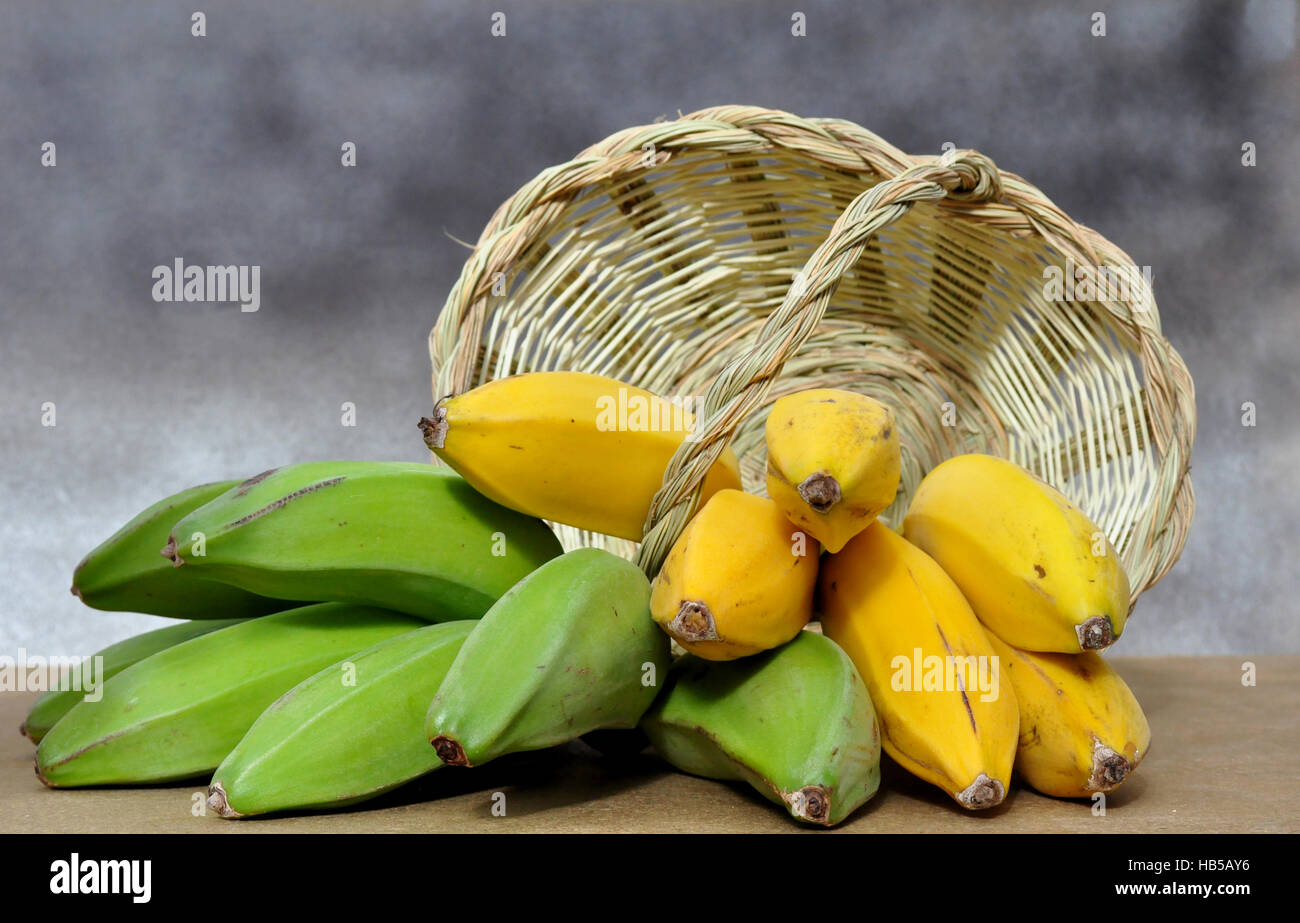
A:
[[872, 756, 1015, 821], [456, 740, 667, 821], [202, 737, 664, 823]]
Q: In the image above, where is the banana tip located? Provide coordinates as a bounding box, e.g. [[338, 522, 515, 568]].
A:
[[1077, 616, 1115, 651], [418, 407, 449, 450], [207, 783, 243, 818], [955, 774, 1005, 810], [431, 735, 471, 767], [34, 761, 56, 789], [160, 535, 183, 567], [797, 473, 842, 513], [1089, 745, 1133, 791], [788, 785, 832, 825], [669, 601, 720, 643]]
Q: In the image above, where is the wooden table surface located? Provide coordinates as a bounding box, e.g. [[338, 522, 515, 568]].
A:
[[2, 656, 1295, 834]]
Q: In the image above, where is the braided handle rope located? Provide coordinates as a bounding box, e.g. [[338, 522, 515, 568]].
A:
[[633, 150, 1005, 576]]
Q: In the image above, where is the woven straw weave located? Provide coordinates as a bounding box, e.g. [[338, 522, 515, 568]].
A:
[[428, 106, 1196, 606]]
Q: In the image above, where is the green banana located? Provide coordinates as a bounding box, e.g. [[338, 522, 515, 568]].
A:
[[426, 548, 670, 767], [36, 604, 425, 787], [162, 462, 562, 621], [72, 480, 298, 618], [209, 621, 476, 818], [640, 630, 882, 826], [21, 618, 242, 744]]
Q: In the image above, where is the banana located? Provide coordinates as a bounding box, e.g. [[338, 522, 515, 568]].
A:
[[162, 462, 562, 621], [426, 548, 670, 767], [902, 453, 1130, 652], [36, 604, 426, 787], [210, 620, 476, 817], [985, 632, 1150, 798], [819, 521, 1019, 810], [420, 371, 744, 541], [640, 630, 881, 826], [21, 618, 242, 744], [765, 388, 901, 553], [650, 489, 818, 660], [72, 480, 298, 618]]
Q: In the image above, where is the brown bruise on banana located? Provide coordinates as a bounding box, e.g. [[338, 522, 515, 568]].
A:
[[933, 623, 978, 734], [418, 405, 449, 451], [207, 782, 243, 818], [669, 601, 720, 642], [227, 477, 348, 529], [797, 472, 842, 513], [1076, 616, 1115, 651], [234, 468, 279, 496], [161, 477, 349, 566], [431, 735, 471, 767], [955, 773, 1005, 810], [785, 785, 832, 825]]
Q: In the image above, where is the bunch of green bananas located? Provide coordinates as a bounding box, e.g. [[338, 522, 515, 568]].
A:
[[27, 454, 884, 826], [32, 462, 569, 800]]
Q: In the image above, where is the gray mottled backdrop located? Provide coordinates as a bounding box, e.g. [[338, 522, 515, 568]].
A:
[[2, 0, 1297, 656]]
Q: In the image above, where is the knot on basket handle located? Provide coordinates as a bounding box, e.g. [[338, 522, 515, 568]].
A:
[[937, 149, 1002, 203]]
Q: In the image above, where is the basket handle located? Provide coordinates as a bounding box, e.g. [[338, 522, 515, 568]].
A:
[[634, 150, 1004, 577]]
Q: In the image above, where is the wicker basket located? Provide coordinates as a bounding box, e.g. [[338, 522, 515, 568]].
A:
[[428, 105, 1196, 607]]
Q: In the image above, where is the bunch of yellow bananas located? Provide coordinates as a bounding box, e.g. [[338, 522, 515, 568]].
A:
[[424, 371, 1151, 814]]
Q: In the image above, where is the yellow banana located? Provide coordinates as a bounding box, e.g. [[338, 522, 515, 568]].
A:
[[421, 371, 743, 541], [902, 453, 1130, 653], [764, 388, 900, 553], [650, 490, 817, 660], [985, 632, 1150, 799], [819, 521, 1018, 809]]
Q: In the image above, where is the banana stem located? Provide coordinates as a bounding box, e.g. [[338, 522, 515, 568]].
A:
[[1089, 744, 1133, 791], [797, 473, 842, 513], [787, 785, 832, 824], [160, 536, 183, 568], [431, 735, 471, 767], [418, 409, 449, 451], [669, 601, 720, 642], [207, 783, 243, 819], [1076, 616, 1115, 651], [955, 774, 1005, 810]]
